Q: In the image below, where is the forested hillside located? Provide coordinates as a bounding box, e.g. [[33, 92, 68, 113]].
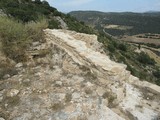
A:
[[0, 0, 94, 33], [70, 11, 160, 36]]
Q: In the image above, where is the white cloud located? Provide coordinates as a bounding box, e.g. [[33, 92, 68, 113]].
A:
[[62, 0, 94, 6]]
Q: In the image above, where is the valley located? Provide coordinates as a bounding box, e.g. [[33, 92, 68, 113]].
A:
[[70, 10, 160, 85], [70, 11, 160, 36], [0, 1, 160, 120], [120, 34, 160, 45], [70, 11, 160, 45]]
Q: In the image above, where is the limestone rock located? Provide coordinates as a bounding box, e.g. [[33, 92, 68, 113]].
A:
[[0, 117, 5, 120], [96, 87, 106, 96], [7, 89, 19, 97], [72, 92, 81, 99], [3, 74, 10, 79], [64, 104, 76, 113], [15, 63, 23, 68], [55, 81, 62, 86], [43, 29, 160, 119], [32, 41, 40, 47], [54, 16, 68, 29], [0, 29, 160, 120]]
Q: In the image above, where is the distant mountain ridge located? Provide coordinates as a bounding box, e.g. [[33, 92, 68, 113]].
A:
[[145, 11, 160, 13], [69, 11, 160, 36], [0, 1, 160, 119]]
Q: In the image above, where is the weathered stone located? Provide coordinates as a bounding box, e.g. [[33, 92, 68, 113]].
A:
[[0, 117, 5, 120], [32, 42, 40, 47], [15, 63, 23, 68], [1, 29, 160, 120], [13, 113, 32, 120], [54, 16, 68, 29], [102, 98, 108, 107], [72, 92, 81, 99], [142, 81, 160, 95], [58, 93, 65, 101], [55, 81, 62, 86], [23, 79, 30, 83], [99, 78, 110, 85], [96, 87, 106, 96], [3, 74, 10, 79], [86, 82, 94, 87], [64, 104, 76, 113], [7, 89, 19, 97]]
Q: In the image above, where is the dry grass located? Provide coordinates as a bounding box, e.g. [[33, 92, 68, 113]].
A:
[[122, 35, 160, 45], [0, 16, 48, 62], [104, 24, 133, 30], [144, 49, 160, 65]]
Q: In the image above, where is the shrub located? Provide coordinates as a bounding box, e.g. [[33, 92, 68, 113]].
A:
[[126, 63, 140, 77], [153, 68, 160, 79], [25, 17, 48, 42], [108, 44, 115, 53], [118, 56, 126, 63], [0, 16, 48, 62], [137, 52, 155, 65], [118, 43, 127, 52], [155, 79, 160, 86], [48, 19, 60, 29]]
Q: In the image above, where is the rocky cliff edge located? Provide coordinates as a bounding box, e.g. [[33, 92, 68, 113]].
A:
[[0, 29, 160, 120]]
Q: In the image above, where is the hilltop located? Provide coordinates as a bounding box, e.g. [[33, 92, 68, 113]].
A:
[[0, 1, 160, 120], [0, 28, 160, 120], [0, 0, 159, 88]]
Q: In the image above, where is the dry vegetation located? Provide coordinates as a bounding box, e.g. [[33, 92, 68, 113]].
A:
[[0, 16, 48, 62], [121, 35, 160, 46]]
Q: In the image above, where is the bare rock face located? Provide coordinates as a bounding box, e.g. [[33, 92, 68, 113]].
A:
[[7, 89, 19, 97], [54, 16, 68, 29], [0, 29, 160, 120], [0, 9, 6, 17]]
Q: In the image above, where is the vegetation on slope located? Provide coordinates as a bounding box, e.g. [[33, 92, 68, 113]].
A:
[[0, 0, 95, 61], [0, 16, 48, 62], [0, 0, 94, 34], [0, 0, 95, 79], [70, 11, 160, 85], [69, 11, 160, 36], [98, 32, 160, 85], [0, 1, 159, 85]]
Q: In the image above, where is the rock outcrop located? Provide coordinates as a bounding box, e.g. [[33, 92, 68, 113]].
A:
[[0, 29, 160, 120], [54, 16, 68, 29]]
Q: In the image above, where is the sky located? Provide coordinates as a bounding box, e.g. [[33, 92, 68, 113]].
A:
[[46, 0, 160, 13]]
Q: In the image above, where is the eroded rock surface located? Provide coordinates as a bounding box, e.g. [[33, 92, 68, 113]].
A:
[[0, 29, 160, 120]]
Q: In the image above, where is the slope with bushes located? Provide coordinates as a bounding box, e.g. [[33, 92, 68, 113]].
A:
[[98, 32, 160, 85], [0, 17, 48, 62], [0, 1, 160, 120], [0, 0, 95, 79], [0, 0, 95, 33], [0, 0, 159, 85], [69, 11, 160, 85]]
